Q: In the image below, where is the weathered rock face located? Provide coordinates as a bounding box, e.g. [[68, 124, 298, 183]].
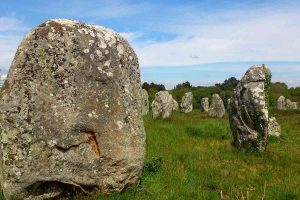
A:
[[180, 92, 193, 113], [229, 64, 271, 152], [277, 96, 286, 110], [172, 99, 179, 111], [0, 19, 145, 199], [201, 97, 209, 112], [140, 89, 149, 115], [208, 94, 225, 118], [151, 91, 174, 119], [268, 117, 281, 137], [286, 99, 298, 110]]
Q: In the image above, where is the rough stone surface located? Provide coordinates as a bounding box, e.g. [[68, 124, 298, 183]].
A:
[[229, 64, 271, 152], [180, 92, 193, 113], [268, 117, 281, 137], [201, 97, 209, 112], [208, 94, 225, 118], [277, 96, 286, 110], [0, 19, 145, 199], [227, 98, 231, 110], [140, 89, 149, 115], [172, 99, 179, 111], [151, 91, 174, 119], [286, 99, 298, 110]]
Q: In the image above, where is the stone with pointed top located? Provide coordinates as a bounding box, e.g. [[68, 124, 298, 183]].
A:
[[229, 64, 271, 152], [180, 92, 193, 113], [208, 94, 225, 118], [277, 96, 286, 110]]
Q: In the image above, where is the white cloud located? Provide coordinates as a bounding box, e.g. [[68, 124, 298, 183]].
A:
[[0, 17, 27, 72], [133, 5, 300, 67], [0, 17, 27, 31], [119, 31, 143, 43]]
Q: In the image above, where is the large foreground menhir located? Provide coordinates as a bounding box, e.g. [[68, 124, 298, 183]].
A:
[[0, 19, 145, 199], [229, 64, 271, 152]]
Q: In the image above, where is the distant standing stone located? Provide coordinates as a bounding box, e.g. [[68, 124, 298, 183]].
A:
[[0, 19, 145, 199], [277, 96, 286, 110], [208, 94, 225, 118], [201, 97, 209, 112], [229, 64, 271, 152], [286, 99, 298, 110], [141, 89, 149, 115], [172, 98, 179, 111], [268, 117, 281, 137], [151, 91, 175, 119], [180, 92, 193, 113], [227, 98, 231, 109]]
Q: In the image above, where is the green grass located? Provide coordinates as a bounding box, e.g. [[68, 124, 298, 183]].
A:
[[1, 110, 300, 200], [90, 109, 300, 200]]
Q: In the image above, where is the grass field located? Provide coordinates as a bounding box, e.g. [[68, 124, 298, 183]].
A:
[[1, 109, 299, 200], [93, 109, 300, 200]]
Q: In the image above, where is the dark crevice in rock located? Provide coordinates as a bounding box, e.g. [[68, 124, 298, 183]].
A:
[[54, 142, 86, 153], [26, 180, 98, 199]]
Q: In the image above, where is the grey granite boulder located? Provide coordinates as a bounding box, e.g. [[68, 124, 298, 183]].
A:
[[140, 89, 149, 115], [208, 94, 225, 118], [268, 117, 281, 137], [229, 64, 271, 152], [151, 91, 174, 119], [172, 99, 179, 111], [277, 96, 286, 110], [180, 92, 193, 113], [0, 19, 145, 199], [286, 99, 298, 110], [201, 97, 209, 112]]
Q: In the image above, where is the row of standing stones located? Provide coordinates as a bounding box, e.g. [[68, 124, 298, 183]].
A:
[[0, 19, 291, 199]]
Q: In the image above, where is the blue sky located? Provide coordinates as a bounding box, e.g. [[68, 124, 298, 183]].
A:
[[0, 0, 300, 89]]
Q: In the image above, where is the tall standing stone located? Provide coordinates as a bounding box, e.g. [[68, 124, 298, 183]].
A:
[[140, 89, 149, 115], [208, 94, 225, 118], [151, 91, 174, 119], [229, 64, 271, 152], [0, 19, 145, 199], [180, 92, 193, 113], [277, 96, 286, 110], [201, 97, 209, 112]]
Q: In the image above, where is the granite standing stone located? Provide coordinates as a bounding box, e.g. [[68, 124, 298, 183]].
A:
[[286, 99, 298, 110], [0, 19, 145, 199], [140, 89, 149, 115], [208, 94, 225, 118], [268, 117, 281, 137], [151, 91, 174, 119], [229, 64, 271, 152], [201, 97, 209, 112], [277, 96, 286, 110], [180, 92, 193, 113]]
